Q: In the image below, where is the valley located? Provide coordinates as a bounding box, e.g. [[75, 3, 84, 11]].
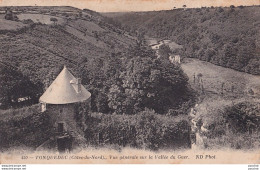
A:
[[0, 5, 259, 152], [146, 36, 260, 149]]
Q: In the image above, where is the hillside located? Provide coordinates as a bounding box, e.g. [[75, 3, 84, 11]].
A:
[[0, 6, 136, 109], [1, 6, 259, 152], [181, 58, 260, 150], [0, 7, 196, 152], [181, 57, 260, 117], [105, 6, 260, 75]]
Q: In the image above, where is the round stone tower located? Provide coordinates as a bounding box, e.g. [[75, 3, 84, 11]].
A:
[[39, 66, 91, 152]]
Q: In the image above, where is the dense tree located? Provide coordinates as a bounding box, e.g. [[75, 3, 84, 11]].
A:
[[111, 6, 260, 75], [50, 17, 58, 25], [245, 59, 260, 75], [225, 102, 260, 134], [0, 65, 43, 109], [158, 44, 171, 59], [4, 9, 18, 21], [107, 49, 191, 114]]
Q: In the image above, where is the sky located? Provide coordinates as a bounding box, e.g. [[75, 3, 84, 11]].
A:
[[0, 0, 259, 12]]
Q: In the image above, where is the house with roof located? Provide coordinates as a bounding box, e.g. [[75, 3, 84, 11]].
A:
[[169, 54, 181, 64]]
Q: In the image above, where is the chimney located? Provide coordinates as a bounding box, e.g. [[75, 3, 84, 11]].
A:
[[76, 78, 81, 93]]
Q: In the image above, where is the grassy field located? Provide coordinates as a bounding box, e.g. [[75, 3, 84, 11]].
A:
[[0, 14, 26, 31], [181, 57, 260, 115], [182, 58, 260, 97], [17, 14, 65, 25]]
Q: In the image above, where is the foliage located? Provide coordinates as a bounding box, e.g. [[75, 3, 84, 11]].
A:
[[80, 43, 194, 115], [22, 19, 34, 25], [200, 101, 260, 149], [0, 65, 43, 109], [0, 10, 135, 109], [225, 102, 260, 134], [4, 9, 18, 21], [50, 17, 58, 24], [158, 44, 171, 59], [111, 6, 260, 75], [203, 132, 260, 150], [0, 104, 52, 151], [0, 7, 197, 151], [85, 109, 191, 150], [106, 47, 193, 115]]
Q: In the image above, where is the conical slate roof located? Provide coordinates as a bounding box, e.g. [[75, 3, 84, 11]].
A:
[[39, 66, 91, 104]]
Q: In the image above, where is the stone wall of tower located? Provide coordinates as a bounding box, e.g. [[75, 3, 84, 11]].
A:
[[46, 98, 91, 137]]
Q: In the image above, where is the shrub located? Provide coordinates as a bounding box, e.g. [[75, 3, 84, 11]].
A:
[[200, 101, 260, 149], [217, 7, 224, 13], [50, 17, 58, 25], [0, 105, 52, 151], [225, 102, 260, 134], [22, 19, 34, 25], [84, 109, 191, 150]]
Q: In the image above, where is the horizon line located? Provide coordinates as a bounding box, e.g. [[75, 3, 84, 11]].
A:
[[0, 4, 259, 13]]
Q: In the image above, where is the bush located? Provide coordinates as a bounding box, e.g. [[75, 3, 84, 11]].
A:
[[200, 101, 260, 149], [225, 102, 260, 134], [22, 19, 34, 25], [84, 109, 191, 150], [203, 132, 260, 150], [217, 7, 224, 13], [0, 105, 52, 151], [50, 17, 58, 24]]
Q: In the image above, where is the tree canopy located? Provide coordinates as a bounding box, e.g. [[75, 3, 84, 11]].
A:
[[0, 64, 43, 109], [105, 46, 192, 114]]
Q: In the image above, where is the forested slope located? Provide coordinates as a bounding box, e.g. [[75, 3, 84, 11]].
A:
[[0, 6, 136, 109], [106, 6, 260, 75], [0, 6, 193, 115]]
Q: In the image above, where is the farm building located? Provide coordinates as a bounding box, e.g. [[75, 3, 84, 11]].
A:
[[38, 66, 91, 152], [169, 54, 181, 64]]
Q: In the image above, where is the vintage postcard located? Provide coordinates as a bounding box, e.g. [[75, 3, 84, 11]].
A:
[[0, 0, 259, 165]]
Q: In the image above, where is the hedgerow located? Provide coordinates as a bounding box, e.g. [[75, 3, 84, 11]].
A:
[[85, 109, 191, 150], [0, 104, 52, 151]]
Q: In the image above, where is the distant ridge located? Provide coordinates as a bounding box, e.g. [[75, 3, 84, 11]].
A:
[[108, 5, 260, 75]]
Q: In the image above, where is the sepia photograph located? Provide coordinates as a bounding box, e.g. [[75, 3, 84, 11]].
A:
[[0, 0, 259, 165]]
